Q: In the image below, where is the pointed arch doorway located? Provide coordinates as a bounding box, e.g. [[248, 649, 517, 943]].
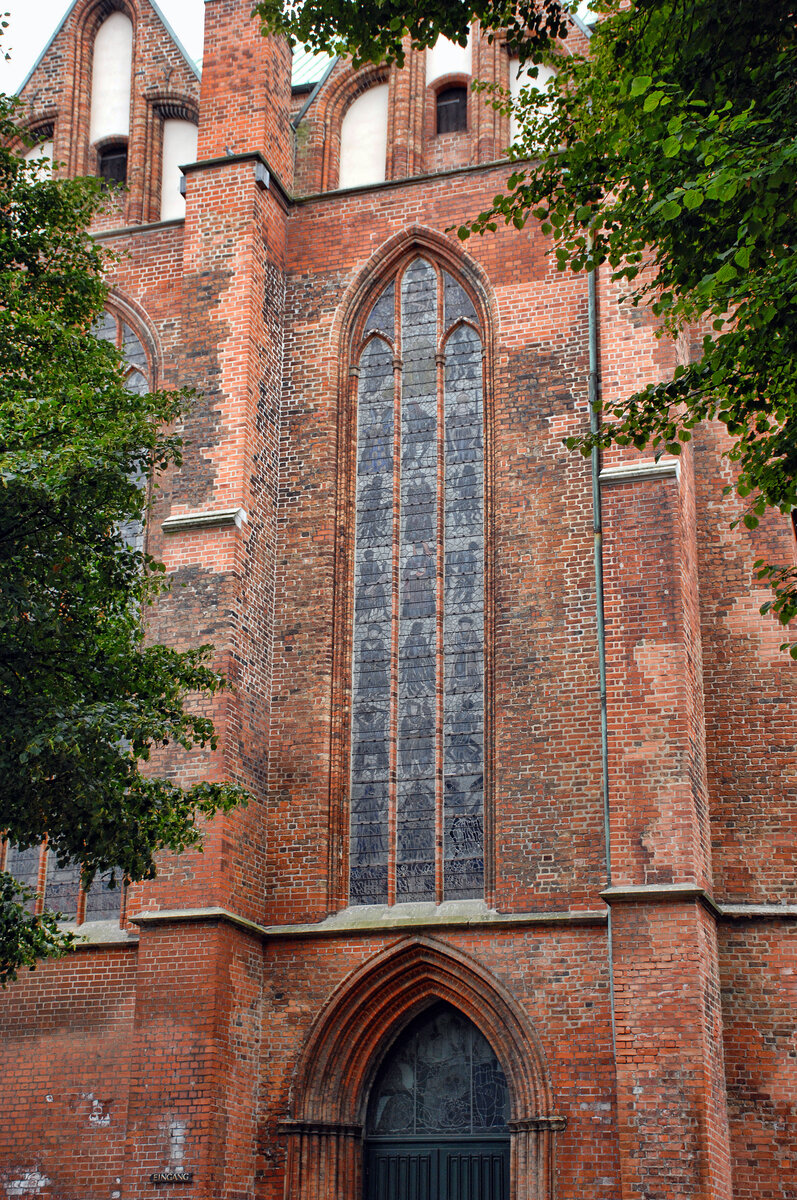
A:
[[364, 1002, 510, 1199], [282, 937, 565, 1200]]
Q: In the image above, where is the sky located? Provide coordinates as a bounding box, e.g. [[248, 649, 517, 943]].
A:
[[0, 0, 205, 93]]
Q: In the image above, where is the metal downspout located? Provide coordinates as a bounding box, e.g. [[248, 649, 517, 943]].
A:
[[587, 265, 616, 1059]]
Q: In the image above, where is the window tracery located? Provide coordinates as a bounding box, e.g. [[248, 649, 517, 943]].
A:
[[349, 257, 486, 905], [367, 1003, 510, 1136]]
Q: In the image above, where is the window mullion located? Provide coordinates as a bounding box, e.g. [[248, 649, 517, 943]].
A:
[[435, 344, 446, 904], [388, 339, 402, 907]]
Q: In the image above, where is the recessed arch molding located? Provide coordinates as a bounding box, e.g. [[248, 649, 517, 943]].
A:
[[280, 936, 565, 1199]]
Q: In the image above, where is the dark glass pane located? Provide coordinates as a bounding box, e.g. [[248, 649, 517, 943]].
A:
[[436, 87, 467, 134], [443, 321, 484, 899], [4, 843, 42, 913], [366, 281, 395, 340], [416, 1008, 471, 1133], [45, 852, 81, 920], [472, 1040, 510, 1133], [125, 369, 147, 395], [92, 311, 118, 343], [443, 270, 478, 328], [367, 1004, 509, 1137], [350, 335, 394, 905], [349, 259, 485, 908], [99, 146, 127, 186], [398, 259, 438, 900], [84, 869, 123, 921], [122, 323, 148, 371]]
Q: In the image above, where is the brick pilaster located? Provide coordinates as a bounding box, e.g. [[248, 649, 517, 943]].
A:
[[198, 0, 293, 189], [602, 446, 732, 1196]]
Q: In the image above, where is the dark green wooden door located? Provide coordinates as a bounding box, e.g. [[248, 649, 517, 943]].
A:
[[365, 1138, 510, 1200]]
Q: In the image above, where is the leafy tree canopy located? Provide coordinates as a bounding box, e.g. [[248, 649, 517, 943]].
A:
[[255, 0, 569, 63], [257, 0, 797, 648], [0, 95, 247, 984]]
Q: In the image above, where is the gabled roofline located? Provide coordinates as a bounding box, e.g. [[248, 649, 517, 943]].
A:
[[15, 0, 201, 98], [148, 0, 201, 79], [292, 54, 338, 128], [16, 0, 78, 95]]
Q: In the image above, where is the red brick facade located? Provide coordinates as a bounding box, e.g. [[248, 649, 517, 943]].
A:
[[2, 1, 795, 1197]]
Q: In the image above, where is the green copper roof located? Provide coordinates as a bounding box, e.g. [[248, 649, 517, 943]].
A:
[[291, 45, 336, 88]]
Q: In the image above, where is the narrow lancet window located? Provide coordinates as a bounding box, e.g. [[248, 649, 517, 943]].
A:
[[349, 258, 485, 905], [89, 13, 133, 146]]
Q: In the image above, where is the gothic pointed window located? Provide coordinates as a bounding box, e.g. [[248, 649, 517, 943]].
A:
[[349, 257, 486, 905]]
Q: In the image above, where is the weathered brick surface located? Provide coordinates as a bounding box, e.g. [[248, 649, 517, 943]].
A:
[[0, 948, 137, 1199], [693, 420, 797, 905], [719, 922, 797, 1199], [1, 1, 795, 1197]]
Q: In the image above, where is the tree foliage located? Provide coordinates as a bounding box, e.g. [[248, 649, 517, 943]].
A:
[[254, 0, 568, 64], [473, 0, 797, 646], [258, 0, 797, 649], [0, 94, 248, 982]]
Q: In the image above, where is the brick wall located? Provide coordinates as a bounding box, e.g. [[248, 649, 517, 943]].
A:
[[2, 1, 795, 1197]]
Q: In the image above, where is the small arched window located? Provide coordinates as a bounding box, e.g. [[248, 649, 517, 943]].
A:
[[436, 86, 468, 134], [98, 142, 128, 187], [339, 83, 389, 189]]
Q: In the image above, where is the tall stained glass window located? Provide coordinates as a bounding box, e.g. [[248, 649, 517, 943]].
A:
[[349, 257, 485, 905]]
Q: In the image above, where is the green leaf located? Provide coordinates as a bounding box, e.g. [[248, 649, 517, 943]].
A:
[[682, 189, 704, 210], [715, 261, 738, 283], [663, 135, 680, 157], [630, 75, 653, 97], [643, 92, 664, 112]]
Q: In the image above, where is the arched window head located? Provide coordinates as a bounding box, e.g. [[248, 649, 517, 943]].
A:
[[349, 257, 485, 906], [160, 118, 198, 220], [426, 32, 472, 86], [436, 86, 468, 134], [339, 83, 389, 189], [89, 12, 134, 146]]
